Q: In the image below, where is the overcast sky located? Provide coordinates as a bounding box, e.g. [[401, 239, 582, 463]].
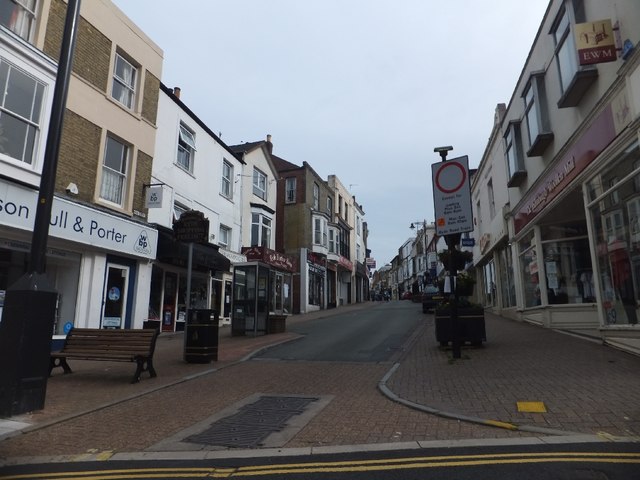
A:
[[111, 0, 550, 268]]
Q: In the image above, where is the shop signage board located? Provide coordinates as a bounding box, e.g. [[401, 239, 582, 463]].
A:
[[431, 155, 473, 236], [173, 210, 209, 243], [574, 19, 616, 65]]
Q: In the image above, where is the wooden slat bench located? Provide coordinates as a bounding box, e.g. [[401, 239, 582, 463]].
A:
[[49, 328, 159, 383]]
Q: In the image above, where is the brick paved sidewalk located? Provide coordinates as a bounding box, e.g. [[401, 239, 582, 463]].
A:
[[385, 311, 640, 438]]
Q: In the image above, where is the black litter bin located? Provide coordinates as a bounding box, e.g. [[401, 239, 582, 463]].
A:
[[184, 309, 219, 363]]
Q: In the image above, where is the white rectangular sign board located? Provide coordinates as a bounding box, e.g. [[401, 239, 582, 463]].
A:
[[431, 155, 474, 236]]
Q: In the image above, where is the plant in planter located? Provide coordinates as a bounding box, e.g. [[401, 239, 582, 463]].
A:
[[438, 249, 474, 271], [437, 271, 476, 297]]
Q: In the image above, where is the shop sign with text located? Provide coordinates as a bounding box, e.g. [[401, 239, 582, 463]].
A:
[[575, 19, 616, 65], [0, 180, 157, 258]]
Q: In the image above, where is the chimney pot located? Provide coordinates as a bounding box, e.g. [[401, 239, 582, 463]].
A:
[[173, 87, 181, 99]]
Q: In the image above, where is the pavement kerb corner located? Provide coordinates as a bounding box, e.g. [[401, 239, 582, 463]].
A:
[[378, 361, 604, 439]]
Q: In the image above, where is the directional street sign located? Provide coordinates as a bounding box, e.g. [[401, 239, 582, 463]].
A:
[[431, 155, 474, 236]]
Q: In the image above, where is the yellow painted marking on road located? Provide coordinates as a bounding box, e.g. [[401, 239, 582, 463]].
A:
[[517, 401, 547, 412], [484, 419, 519, 429], [3, 453, 640, 480]]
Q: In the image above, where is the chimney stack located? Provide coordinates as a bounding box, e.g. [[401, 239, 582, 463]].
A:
[[266, 134, 273, 154], [173, 87, 181, 99]]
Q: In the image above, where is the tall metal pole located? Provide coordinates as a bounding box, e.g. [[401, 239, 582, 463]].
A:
[[438, 149, 462, 359], [0, 0, 82, 416]]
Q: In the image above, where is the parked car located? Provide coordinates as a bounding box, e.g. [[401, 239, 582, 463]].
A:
[[401, 291, 413, 300], [422, 284, 444, 312]]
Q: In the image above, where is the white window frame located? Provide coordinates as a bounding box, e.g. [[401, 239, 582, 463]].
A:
[[1, 0, 37, 41], [219, 224, 231, 248], [285, 177, 296, 203], [0, 57, 45, 165], [251, 212, 272, 247], [221, 160, 233, 199], [327, 196, 333, 215], [176, 123, 196, 173], [100, 135, 129, 207], [173, 202, 188, 221], [252, 168, 267, 200], [111, 52, 137, 109]]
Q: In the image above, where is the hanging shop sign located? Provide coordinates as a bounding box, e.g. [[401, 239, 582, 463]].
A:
[[242, 246, 298, 272], [575, 19, 616, 65]]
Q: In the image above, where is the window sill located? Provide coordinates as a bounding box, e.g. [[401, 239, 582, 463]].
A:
[[557, 68, 598, 108], [507, 170, 527, 188], [526, 132, 554, 157]]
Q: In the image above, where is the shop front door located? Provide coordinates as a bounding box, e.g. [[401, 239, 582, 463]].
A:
[[101, 263, 130, 329]]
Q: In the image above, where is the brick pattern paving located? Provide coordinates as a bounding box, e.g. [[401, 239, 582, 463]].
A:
[[2, 302, 639, 462], [388, 312, 640, 437]]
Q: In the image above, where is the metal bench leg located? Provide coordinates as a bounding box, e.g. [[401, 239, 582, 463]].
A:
[[132, 359, 144, 383], [49, 357, 73, 376], [146, 358, 157, 378]]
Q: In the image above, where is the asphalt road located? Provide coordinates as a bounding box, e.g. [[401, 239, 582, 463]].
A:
[[3, 441, 640, 479], [256, 300, 423, 362]]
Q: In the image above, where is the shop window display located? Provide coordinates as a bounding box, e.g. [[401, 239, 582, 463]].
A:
[[519, 231, 539, 308], [0, 245, 80, 335], [587, 141, 640, 325]]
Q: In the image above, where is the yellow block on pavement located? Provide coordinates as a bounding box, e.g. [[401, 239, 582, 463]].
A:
[[517, 401, 547, 413]]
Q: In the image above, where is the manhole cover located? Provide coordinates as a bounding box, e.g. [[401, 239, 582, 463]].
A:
[[185, 395, 319, 448]]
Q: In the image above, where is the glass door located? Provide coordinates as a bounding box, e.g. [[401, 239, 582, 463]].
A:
[[101, 263, 130, 329]]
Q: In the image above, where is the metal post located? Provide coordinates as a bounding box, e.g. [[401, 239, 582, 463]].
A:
[[0, 0, 82, 416], [446, 234, 462, 359]]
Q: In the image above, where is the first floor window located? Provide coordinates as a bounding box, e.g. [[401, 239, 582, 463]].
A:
[[221, 160, 233, 198], [100, 135, 128, 206], [0, 57, 44, 165], [285, 177, 296, 203], [219, 225, 231, 248], [251, 213, 271, 247], [177, 124, 196, 173], [173, 202, 188, 221], [253, 168, 267, 200]]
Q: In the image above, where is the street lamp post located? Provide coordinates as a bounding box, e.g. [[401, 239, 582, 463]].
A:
[[434, 146, 462, 359], [0, 0, 82, 416]]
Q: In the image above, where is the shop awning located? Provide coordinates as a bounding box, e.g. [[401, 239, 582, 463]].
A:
[[156, 227, 231, 272]]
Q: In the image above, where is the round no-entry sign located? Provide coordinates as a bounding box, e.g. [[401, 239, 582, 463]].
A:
[[431, 155, 474, 236], [434, 161, 467, 194]]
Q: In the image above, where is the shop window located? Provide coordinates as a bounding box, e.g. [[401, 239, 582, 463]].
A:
[[518, 230, 539, 308], [285, 177, 296, 203], [100, 135, 129, 207], [551, 1, 597, 108], [587, 141, 640, 325], [505, 121, 527, 187], [523, 73, 554, 156], [482, 260, 496, 307], [251, 212, 271, 247], [499, 247, 517, 307], [176, 123, 196, 173], [540, 233, 592, 305], [0, 0, 36, 41], [221, 160, 233, 199], [111, 52, 137, 110], [252, 167, 267, 200], [0, 57, 45, 165]]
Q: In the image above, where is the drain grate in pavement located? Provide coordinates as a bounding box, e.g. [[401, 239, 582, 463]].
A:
[[184, 395, 319, 448]]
